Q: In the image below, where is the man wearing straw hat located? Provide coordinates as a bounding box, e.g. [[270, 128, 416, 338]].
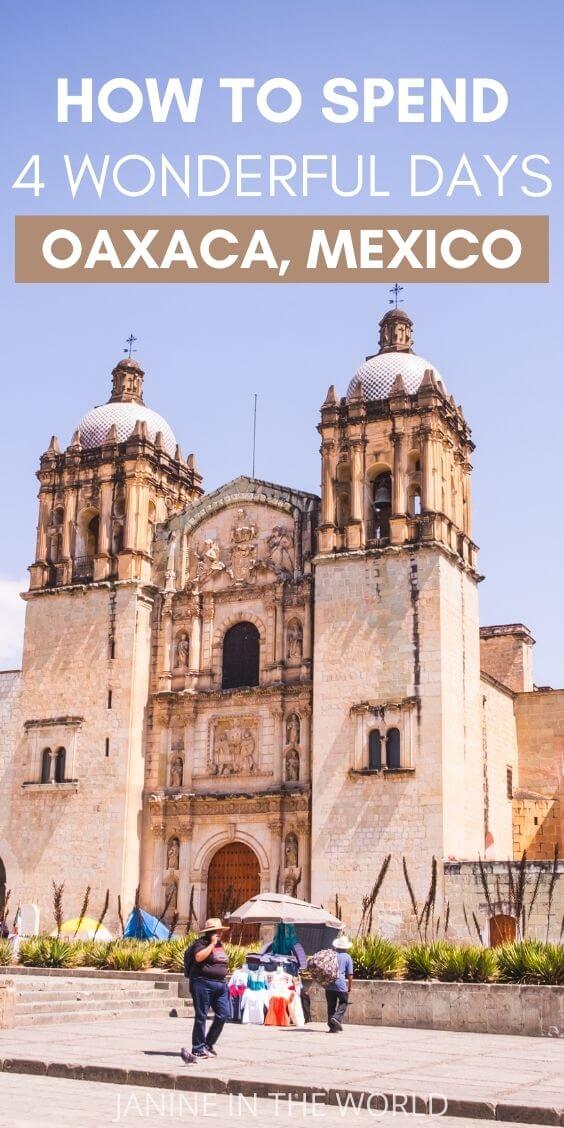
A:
[[180, 917, 231, 1064], [326, 935, 354, 1033]]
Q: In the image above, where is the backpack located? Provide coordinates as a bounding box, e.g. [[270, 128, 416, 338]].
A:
[[183, 939, 199, 979], [306, 948, 339, 987]]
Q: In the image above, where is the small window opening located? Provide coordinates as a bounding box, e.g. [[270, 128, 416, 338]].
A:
[[506, 767, 513, 800], [107, 689, 113, 709], [105, 738, 110, 758], [368, 730, 382, 771]]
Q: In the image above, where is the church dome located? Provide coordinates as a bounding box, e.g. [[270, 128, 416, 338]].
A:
[[76, 354, 177, 457], [347, 351, 445, 401], [78, 401, 177, 456], [346, 306, 446, 402]]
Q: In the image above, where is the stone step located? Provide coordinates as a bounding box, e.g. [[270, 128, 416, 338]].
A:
[[14, 1004, 187, 1027], [15, 983, 175, 1000], [16, 994, 180, 1016]]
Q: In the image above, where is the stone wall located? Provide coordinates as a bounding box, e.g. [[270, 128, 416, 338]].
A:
[[0, 669, 21, 915], [480, 676, 518, 859], [5, 582, 152, 932], [513, 690, 563, 859], [479, 625, 534, 694], [444, 860, 563, 944], [309, 979, 564, 1037], [311, 546, 482, 938]]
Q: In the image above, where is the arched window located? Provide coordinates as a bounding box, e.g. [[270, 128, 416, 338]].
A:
[[372, 472, 392, 541], [222, 622, 260, 690], [386, 728, 401, 769], [54, 747, 66, 783], [408, 487, 422, 517], [41, 748, 52, 784], [368, 730, 382, 770], [86, 515, 99, 557]]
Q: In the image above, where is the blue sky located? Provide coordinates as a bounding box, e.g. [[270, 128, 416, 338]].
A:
[[1, 0, 563, 684]]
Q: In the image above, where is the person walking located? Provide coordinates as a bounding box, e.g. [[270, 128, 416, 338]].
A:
[[180, 917, 231, 1064], [325, 935, 353, 1033]]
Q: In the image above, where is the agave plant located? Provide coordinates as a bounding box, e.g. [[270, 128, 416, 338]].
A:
[[104, 941, 153, 971], [496, 939, 563, 985], [19, 937, 81, 968], [435, 943, 497, 983], [404, 941, 447, 980], [350, 936, 405, 980], [0, 939, 13, 966], [79, 940, 111, 968]]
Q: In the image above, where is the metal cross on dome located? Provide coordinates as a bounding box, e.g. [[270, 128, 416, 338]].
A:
[[389, 283, 404, 308], [124, 333, 137, 358]]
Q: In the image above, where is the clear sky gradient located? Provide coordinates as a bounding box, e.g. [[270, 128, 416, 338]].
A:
[[1, 0, 562, 684]]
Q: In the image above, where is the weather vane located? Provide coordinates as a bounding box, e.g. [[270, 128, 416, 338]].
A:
[[124, 333, 137, 358], [389, 283, 404, 309]]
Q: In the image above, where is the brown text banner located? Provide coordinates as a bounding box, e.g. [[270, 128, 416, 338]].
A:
[[15, 215, 548, 283]]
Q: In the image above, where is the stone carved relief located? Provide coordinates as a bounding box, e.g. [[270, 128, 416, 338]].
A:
[[266, 526, 294, 575], [163, 835, 180, 915], [195, 539, 226, 583], [283, 832, 301, 895], [228, 509, 258, 583], [209, 717, 258, 776], [286, 619, 303, 663]]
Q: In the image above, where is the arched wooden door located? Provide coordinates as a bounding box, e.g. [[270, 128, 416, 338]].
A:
[[206, 842, 260, 939], [489, 913, 517, 947]]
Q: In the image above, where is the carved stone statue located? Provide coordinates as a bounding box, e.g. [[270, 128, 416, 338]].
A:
[[167, 837, 180, 870], [285, 747, 300, 782], [286, 713, 300, 746], [210, 720, 257, 776], [175, 632, 189, 668], [163, 874, 178, 914], [283, 833, 300, 895], [286, 620, 303, 662], [169, 757, 183, 788], [166, 531, 178, 574], [267, 526, 294, 574]]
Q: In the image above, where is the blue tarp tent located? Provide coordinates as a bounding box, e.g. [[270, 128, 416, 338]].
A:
[[124, 908, 171, 940]]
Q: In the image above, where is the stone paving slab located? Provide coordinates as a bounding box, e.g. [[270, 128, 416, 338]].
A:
[[0, 1074, 546, 1128], [0, 1019, 561, 1125]]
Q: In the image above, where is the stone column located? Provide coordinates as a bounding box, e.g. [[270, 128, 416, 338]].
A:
[[177, 825, 193, 924], [190, 609, 202, 673], [392, 432, 406, 515], [273, 706, 285, 784], [35, 493, 50, 563], [350, 442, 364, 523], [274, 588, 284, 665], [124, 479, 138, 550], [268, 819, 284, 893], [320, 441, 335, 525], [151, 825, 167, 914], [98, 479, 113, 555], [300, 705, 312, 783], [159, 606, 173, 691], [62, 489, 76, 560], [421, 430, 434, 512]]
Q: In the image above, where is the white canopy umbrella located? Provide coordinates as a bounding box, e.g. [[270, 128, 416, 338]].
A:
[[226, 892, 343, 929]]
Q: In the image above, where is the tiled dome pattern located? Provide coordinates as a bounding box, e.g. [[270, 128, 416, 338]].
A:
[[347, 351, 445, 402], [78, 402, 177, 457]]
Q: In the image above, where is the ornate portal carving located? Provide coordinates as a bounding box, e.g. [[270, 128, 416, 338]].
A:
[[195, 538, 226, 583], [228, 509, 258, 583], [285, 747, 300, 782], [174, 632, 190, 668], [209, 717, 258, 776], [286, 713, 300, 746], [283, 832, 301, 895]]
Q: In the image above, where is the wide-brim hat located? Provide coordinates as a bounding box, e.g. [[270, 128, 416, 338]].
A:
[[198, 917, 230, 935], [333, 935, 353, 950]]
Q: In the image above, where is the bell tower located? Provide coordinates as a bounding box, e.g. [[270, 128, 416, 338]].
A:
[[11, 353, 202, 931], [311, 305, 483, 934]]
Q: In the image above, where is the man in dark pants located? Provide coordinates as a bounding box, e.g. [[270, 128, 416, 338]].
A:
[[181, 917, 231, 1064], [325, 935, 353, 1032]]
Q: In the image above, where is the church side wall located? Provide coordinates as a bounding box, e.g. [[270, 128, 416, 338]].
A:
[[0, 669, 22, 906], [438, 561, 483, 860], [7, 584, 151, 932], [480, 678, 518, 860], [311, 549, 446, 938]]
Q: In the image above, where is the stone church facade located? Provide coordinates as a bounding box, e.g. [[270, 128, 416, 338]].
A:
[[0, 306, 562, 940]]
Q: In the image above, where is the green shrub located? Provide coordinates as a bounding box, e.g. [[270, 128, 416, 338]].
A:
[[350, 936, 405, 980], [496, 940, 564, 985], [404, 941, 448, 980], [0, 939, 13, 966], [154, 938, 194, 971], [79, 940, 112, 968], [19, 937, 81, 969], [435, 944, 498, 983]]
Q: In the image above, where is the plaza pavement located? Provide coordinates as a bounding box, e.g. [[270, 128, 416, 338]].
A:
[[0, 1018, 562, 1125]]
